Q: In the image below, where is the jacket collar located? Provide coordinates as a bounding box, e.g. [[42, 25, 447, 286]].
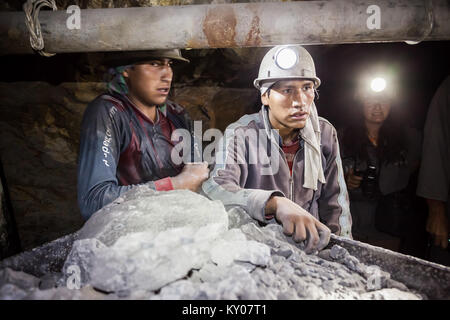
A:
[[259, 105, 303, 148]]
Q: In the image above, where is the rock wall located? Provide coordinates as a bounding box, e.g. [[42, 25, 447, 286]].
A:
[[0, 159, 21, 259], [0, 174, 7, 257], [0, 82, 100, 250], [0, 82, 257, 250]]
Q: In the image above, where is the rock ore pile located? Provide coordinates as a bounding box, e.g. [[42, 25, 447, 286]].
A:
[[0, 187, 422, 300]]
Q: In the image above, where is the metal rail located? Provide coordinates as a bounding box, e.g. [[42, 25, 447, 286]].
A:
[[0, 0, 449, 55]]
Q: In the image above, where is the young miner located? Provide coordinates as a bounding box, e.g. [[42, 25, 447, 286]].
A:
[[203, 45, 352, 253], [77, 50, 209, 220]]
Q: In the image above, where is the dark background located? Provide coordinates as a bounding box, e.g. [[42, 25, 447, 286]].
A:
[[2, 40, 449, 131]]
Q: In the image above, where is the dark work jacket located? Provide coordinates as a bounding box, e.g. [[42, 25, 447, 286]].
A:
[[339, 126, 422, 200], [77, 93, 192, 220]]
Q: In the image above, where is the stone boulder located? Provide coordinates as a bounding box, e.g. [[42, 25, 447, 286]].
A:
[[62, 187, 271, 293]]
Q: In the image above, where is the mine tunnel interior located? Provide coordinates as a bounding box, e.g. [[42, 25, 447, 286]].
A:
[[1, 42, 449, 256], [0, 0, 450, 302]]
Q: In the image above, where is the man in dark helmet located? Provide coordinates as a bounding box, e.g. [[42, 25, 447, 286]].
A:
[[77, 49, 209, 220]]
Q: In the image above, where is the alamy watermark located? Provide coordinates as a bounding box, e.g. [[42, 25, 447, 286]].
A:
[[170, 121, 281, 175], [66, 5, 81, 30], [366, 5, 381, 30], [64, 4, 382, 33], [66, 264, 81, 290], [366, 265, 384, 290]]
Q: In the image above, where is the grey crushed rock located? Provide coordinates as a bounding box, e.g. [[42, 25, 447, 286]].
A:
[[0, 187, 423, 300]]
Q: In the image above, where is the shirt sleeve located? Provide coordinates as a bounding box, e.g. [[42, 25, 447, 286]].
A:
[[77, 97, 171, 220], [417, 76, 450, 203], [201, 124, 283, 224]]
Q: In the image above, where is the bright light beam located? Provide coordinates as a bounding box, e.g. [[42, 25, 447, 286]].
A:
[[371, 77, 386, 92]]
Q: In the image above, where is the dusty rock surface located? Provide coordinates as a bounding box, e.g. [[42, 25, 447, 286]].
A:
[[0, 187, 423, 300]]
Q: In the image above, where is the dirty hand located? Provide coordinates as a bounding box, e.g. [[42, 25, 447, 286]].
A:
[[345, 168, 363, 190], [266, 196, 331, 254], [426, 199, 449, 249], [171, 161, 210, 192]]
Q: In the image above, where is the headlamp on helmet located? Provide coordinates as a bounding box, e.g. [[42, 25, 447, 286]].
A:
[[370, 77, 386, 93], [275, 47, 298, 70], [253, 45, 321, 90], [355, 69, 397, 102]]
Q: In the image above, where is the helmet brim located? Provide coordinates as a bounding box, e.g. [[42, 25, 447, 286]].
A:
[[104, 50, 190, 67], [254, 76, 321, 90]]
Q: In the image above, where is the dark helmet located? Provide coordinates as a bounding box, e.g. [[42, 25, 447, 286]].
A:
[[104, 49, 190, 67]]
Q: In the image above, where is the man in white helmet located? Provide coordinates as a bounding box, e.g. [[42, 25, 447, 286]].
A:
[[202, 45, 352, 253]]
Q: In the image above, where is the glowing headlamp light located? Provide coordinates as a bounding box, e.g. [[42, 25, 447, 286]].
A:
[[370, 77, 386, 93], [275, 47, 298, 70]]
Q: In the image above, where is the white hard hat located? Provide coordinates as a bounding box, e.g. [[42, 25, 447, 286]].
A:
[[253, 45, 321, 90]]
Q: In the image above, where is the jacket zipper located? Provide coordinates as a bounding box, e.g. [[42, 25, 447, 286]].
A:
[[289, 150, 301, 202], [289, 176, 293, 201], [283, 148, 301, 202]]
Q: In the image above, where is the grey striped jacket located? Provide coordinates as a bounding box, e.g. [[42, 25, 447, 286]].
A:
[[202, 106, 352, 238]]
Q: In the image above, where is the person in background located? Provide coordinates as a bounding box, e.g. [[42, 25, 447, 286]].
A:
[[77, 50, 209, 220], [417, 75, 450, 266], [340, 73, 426, 255]]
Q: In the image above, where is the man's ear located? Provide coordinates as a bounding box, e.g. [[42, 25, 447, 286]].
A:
[[122, 65, 134, 78], [261, 92, 270, 106]]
